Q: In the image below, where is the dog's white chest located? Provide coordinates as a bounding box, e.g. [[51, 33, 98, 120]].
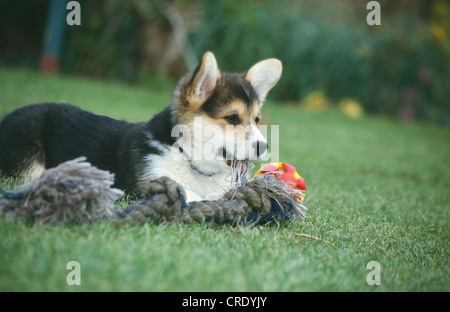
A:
[[139, 146, 231, 202]]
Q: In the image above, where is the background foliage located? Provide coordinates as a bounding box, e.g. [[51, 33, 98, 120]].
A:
[[0, 0, 449, 125]]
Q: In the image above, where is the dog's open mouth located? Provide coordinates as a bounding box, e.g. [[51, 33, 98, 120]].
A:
[[219, 148, 250, 184], [220, 147, 238, 167]]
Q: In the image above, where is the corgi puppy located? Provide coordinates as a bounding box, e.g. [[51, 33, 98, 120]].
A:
[[0, 52, 282, 202]]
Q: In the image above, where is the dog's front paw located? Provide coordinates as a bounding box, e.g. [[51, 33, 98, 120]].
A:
[[185, 190, 203, 203], [205, 192, 221, 201]]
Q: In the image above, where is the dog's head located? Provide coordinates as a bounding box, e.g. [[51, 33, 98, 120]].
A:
[[171, 51, 282, 174]]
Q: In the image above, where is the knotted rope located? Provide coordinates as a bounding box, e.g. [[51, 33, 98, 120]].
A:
[[0, 157, 307, 226]]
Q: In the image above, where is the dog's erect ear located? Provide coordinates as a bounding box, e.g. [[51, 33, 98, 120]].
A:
[[245, 59, 282, 104], [189, 51, 220, 106]]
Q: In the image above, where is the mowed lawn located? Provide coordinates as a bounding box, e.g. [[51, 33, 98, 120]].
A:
[[0, 68, 449, 291]]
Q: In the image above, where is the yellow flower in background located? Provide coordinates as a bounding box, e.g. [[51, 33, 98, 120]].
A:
[[431, 22, 446, 41], [300, 91, 329, 111], [339, 98, 364, 119], [357, 42, 373, 58]]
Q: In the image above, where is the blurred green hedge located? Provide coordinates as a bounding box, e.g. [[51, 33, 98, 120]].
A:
[[191, 0, 450, 125], [1, 0, 448, 125]]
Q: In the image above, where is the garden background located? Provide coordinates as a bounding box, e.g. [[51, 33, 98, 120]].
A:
[[1, 0, 449, 125]]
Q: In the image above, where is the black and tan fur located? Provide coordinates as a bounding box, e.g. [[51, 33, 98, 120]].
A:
[[0, 52, 282, 201]]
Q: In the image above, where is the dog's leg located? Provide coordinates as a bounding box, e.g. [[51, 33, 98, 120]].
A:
[[185, 189, 204, 202], [0, 108, 46, 180]]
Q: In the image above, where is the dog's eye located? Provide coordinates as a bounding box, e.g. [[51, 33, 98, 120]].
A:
[[225, 114, 239, 125], [255, 117, 260, 124]]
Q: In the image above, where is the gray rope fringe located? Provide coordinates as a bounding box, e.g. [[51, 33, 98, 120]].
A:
[[0, 157, 307, 226], [0, 157, 123, 224]]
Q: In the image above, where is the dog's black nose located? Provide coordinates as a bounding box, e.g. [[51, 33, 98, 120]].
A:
[[255, 141, 268, 157]]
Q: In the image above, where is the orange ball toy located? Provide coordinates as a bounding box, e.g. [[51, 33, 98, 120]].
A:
[[254, 162, 306, 202]]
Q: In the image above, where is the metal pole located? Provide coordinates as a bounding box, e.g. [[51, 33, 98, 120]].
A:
[[40, 0, 68, 74]]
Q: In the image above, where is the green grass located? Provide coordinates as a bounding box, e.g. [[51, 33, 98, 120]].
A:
[[0, 68, 449, 291]]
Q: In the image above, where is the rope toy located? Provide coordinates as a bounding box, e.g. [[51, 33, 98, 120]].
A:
[[0, 157, 123, 224], [0, 157, 307, 226], [255, 162, 306, 202]]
